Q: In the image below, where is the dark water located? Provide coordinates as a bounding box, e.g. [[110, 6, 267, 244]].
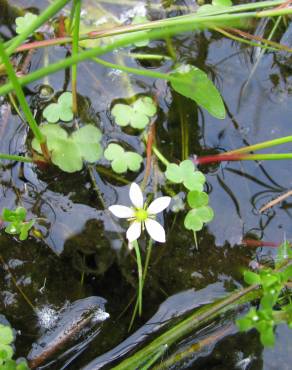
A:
[[0, 0, 291, 369]]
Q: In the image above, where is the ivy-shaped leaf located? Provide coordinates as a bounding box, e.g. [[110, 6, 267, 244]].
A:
[[184, 206, 214, 232], [111, 97, 156, 129], [32, 124, 102, 172], [43, 92, 73, 123], [165, 160, 205, 191], [15, 13, 38, 34], [104, 143, 143, 173], [170, 64, 225, 119]]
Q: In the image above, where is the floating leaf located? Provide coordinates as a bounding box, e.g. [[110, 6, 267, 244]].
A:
[[184, 206, 214, 232], [15, 13, 38, 34], [170, 64, 225, 119], [165, 160, 205, 191], [187, 191, 209, 208], [104, 143, 143, 174], [43, 92, 73, 123], [111, 97, 156, 129], [32, 124, 102, 172], [0, 325, 13, 346]]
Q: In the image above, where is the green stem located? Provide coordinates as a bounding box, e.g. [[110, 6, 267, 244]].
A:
[[129, 239, 153, 331], [152, 145, 170, 167], [133, 240, 143, 317], [125, 52, 171, 60], [215, 27, 278, 51], [0, 39, 45, 144], [0, 153, 33, 163], [228, 136, 292, 155], [5, 0, 71, 56], [92, 56, 172, 84], [72, 0, 81, 115], [241, 153, 292, 161]]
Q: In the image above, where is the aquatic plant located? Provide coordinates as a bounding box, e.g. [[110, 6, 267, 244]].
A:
[[0, 0, 291, 367], [0, 323, 29, 369], [1, 207, 35, 241]]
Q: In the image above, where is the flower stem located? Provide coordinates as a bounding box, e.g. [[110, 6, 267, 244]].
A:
[[129, 239, 153, 331], [133, 240, 143, 317]]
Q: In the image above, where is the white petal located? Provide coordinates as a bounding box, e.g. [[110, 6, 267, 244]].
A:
[[129, 183, 144, 209], [109, 205, 134, 218], [145, 219, 166, 243], [126, 221, 142, 242], [147, 196, 171, 215]]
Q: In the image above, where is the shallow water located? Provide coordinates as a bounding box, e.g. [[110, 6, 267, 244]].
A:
[[0, 0, 291, 369]]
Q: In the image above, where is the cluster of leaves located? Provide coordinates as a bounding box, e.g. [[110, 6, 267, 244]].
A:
[[15, 13, 38, 35], [1, 207, 34, 241], [0, 323, 29, 369], [111, 97, 157, 129], [32, 124, 102, 172], [165, 160, 214, 233], [237, 241, 292, 346], [104, 143, 143, 174], [42, 92, 73, 123]]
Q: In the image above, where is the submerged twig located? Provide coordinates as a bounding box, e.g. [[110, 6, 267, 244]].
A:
[[259, 190, 292, 213]]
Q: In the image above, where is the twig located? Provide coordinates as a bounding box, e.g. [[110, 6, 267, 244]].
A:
[[259, 190, 292, 213]]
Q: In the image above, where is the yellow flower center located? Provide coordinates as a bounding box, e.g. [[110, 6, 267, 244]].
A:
[[135, 208, 148, 222]]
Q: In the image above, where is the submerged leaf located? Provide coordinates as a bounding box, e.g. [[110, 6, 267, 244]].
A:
[[170, 64, 225, 119]]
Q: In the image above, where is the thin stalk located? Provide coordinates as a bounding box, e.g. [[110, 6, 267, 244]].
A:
[[0, 153, 33, 163], [125, 52, 171, 60], [214, 27, 277, 51], [133, 240, 143, 317], [5, 0, 71, 56], [129, 239, 153, 331], [0, 255, 36, 311], [227, 135, 292, 155], [72, 0, 81, 115], [0, 39, 46, 146], [152, 145, 170, 167], [92, 57, 173, 84], [196, 153, 292, 165]]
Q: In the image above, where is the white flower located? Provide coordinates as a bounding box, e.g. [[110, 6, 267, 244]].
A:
[[109, 183, 171, 243]]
